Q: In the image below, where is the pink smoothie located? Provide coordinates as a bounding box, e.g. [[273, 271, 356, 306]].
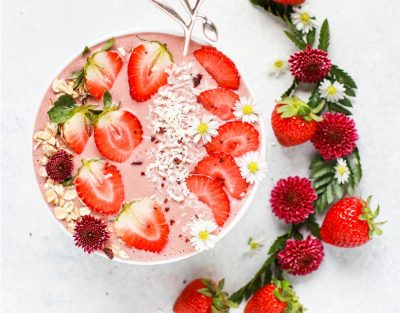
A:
[[32, 32, 263, 263]]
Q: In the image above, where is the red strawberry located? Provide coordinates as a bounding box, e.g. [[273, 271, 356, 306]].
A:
[[271, 98, 322, 147], [194, 46, 240, 90], [62, 110, 90, 154], [128, 41, 173, 102], [320, 196, 384, 248], [272, 0, 305, 5], [84, 51, 123, 99], [114, 198, 169, 252], [94, 109, 143, 162], [244, 280, 303, 313], [173, 278, 235, 313], [194, 153, 249, 199], [75, 159, 125, 215], [197, 88, 239, 120], [186, 175, 230, 226], [205, 121, 259, 157]]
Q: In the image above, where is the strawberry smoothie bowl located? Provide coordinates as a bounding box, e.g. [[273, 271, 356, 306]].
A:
[[32, 31, 266, 264]]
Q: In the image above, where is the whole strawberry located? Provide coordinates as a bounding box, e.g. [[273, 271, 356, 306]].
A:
[[173, 278, 237, 313], [245, 280, 303, 313], [271, 97, 322, 147], [272, 0, 305, 5], [320, 196, 384, 248]]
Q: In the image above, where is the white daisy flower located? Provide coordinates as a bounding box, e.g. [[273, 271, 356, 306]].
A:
[[237, 152, 267, 184], [334, 158, 350, 184], [188, 216, 218, 251], [188, 116, 219, 143], [319, 79, 346, 103], [233, 97, 260, 123], [291, 6, 317, 34], [247, 237, 265, 256], [268, 57, 289, 78]]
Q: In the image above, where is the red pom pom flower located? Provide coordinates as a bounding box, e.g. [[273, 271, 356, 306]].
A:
[[289, 45, 332, 83], [311, 112, 359, 160], [45, 150, 73, 182], [73, 215, 109, 253], [270, 176, 317, 224], [277, 236, 324, 276]]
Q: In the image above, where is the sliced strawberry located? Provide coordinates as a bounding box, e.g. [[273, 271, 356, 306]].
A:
[[94, 110, 143, 162], [194, 46, 240, 90], [75, 159, 125, 215], [114, 198, 169, 252], [62, 111, 90, 154], [205, 121, 259, 157], [85, 51, 123, 99], [197, 88, 239, 120], [186, 175, 230, 226], [194, 153, 249, 199], [128, 41, 173, 102]]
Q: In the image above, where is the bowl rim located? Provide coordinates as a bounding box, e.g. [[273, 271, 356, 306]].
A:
[[31, 27, 266, 265]]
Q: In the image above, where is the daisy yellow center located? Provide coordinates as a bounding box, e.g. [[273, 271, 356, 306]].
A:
[[250, 242, 259, 250], [327, 85, 337, 95], [242, 104, 254, 115], [274, 60, 284, 69], [198, 230, 209, 241], [300, 12, 311, 24], [248, 162, 259, 174], [337, 165, 347, 175], [197, 123, 209, 135]]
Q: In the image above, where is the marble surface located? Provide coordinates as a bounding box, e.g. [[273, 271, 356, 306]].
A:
[[2, 0, 400, 312]]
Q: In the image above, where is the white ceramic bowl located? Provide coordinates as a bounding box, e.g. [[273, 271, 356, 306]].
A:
[[32, 29, 266, 265]]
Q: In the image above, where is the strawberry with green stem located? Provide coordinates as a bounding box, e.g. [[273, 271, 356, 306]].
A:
[[244, 279, 304, 313], [47, 94, 99, 154], [72, 38, 123, 100], [173, 278, 237, 313], [271, 97, 323, 147], [320, 196, 385, 248], [93, 91, 143, 162]]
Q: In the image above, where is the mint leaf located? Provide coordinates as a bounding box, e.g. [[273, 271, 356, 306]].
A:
[[71, 68, 85, 90], [318, 19, 330, 51], [103, 90, 112, 109], [47, 94, 77, 123], [101, 38, 115, 52]]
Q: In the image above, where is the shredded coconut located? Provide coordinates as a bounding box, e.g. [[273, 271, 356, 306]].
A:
[[146, 62, 206, 202]]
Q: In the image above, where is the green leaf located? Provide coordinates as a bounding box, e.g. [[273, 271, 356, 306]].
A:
[[82, 46, 91, 56], [328, 102, 352, 115], [339, 97, 353, 107], [249, 0, 291, 19], [101, 38, 115, 51], [306, 215, 321, 239], [306, 28, 316, 46], [347, 147, 362, 188], [281, 80, 298, 98], [312, 174, 333, 189], [268, 234, 288, 255], [71, 68, 85, 90], [344, 87, 356, 97], [47, 94, 77, 123], [308, 84, 322, 109], [103, 90, 112, 109], [333, 181, 345, 198], [284, 31, 306, 50], [318, 19, 330, 51], [330, 65, 357, 89]]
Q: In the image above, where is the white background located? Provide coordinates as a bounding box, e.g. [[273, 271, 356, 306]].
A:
[[2, 0, 400, 312]]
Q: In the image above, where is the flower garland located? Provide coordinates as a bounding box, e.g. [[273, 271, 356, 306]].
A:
[[173, 0, 385, 312]]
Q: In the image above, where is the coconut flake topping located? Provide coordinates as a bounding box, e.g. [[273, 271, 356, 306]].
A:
[[146, 63, 207, 202]]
